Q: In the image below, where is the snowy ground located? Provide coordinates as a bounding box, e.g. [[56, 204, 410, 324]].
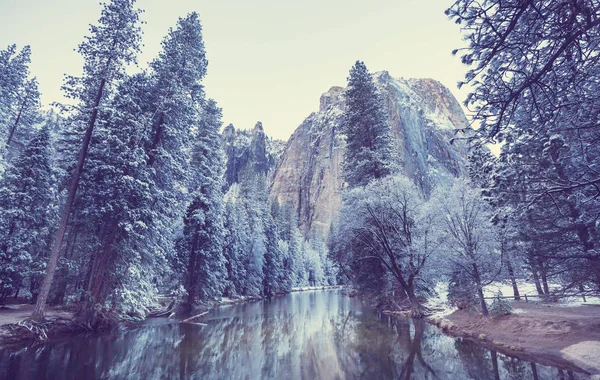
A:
[[484, 281, 600, 307], [425, 280, 600, 318], [291, 285, 344, 292]]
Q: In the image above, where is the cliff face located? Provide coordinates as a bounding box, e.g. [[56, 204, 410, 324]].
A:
[[269, 71, 469, 235]]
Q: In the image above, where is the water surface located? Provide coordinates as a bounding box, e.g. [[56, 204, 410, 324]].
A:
[[0, 290, 587, 379]]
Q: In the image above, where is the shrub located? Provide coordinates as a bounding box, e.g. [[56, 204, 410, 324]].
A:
[[489, 291, 512, 316]]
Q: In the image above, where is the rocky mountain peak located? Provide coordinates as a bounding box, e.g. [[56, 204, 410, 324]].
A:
[[252, 121, 264, 134], [222, 122, 285, 190], [223, 123, 236, 138], [319, 86, 344, 111], [270, 71, 469, 236]]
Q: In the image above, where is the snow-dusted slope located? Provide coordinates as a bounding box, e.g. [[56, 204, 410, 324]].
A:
[[270, 71, 469, 235]]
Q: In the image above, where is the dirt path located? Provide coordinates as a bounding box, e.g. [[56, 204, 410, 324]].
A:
[[440, 302, 600, 375], [0, 304, 74, 326]]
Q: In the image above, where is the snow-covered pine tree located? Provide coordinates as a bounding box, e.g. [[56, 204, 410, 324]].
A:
[[273, 202, 301, 292], [0, 125, 55, 303], [0, 45, 41, 162], [467, 144, 496, 190], [467, 145, 522, 300], [262, 200, 283, 297], [74, 73, 156, 323], [32, 0, 143, 320], [182, 99, 227, 307], [342, 61, 392, 188], [238, 171, 267, 297], [223, 194, 250, 297], [76, 11, 213, 320], [5, 78, 42, 159], [448, 0, 600, 291], [137, 13, 211, 306]]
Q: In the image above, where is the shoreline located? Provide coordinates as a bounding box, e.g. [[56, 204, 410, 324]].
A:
[[0, 286, 346, 349], [427, 302, 600, 376]]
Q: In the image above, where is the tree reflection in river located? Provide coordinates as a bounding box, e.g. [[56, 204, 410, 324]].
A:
[[0, 290, 589, 380]]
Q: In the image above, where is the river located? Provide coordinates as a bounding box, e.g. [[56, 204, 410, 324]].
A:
[[0, 289, 588, 379]]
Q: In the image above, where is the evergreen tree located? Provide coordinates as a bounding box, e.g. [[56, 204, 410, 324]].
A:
[[222, 195, 250, 296], [76, 73, 156, 322], [183, 99, 227, 306], [273, 202, 301, 291], [0, 45, 41, 161], [239, 172, 267, 296], [74, 11, 211, 320], [5, 78, 42, 159], [342, 61, 392, 188], [449, 0, 600, 291], [0, 125, 55, 303], [32, 0, 143, 320]]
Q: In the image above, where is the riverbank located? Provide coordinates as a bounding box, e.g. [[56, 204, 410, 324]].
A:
[[430, 301, 600, 376], [0, 286, 346, 348], [0, 304, 84, 347]]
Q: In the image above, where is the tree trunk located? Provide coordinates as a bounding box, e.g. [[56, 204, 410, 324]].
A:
[[472, 263, 489, 316], [530, 363, 539, 380], [146, 113, 164, 167], [531, 266, 544, 295], [540, 267, 550, 295], [184, 227, 200, 310], [490, 350, 500, 380], [52, 226, 80, 305], [6, 97, 26, 148], [82, 220, 118, 324], [504, 251, 520, 300], [51, 267, 68, 306], [32, 78, 107, 321], [405, 279, 422, 317]]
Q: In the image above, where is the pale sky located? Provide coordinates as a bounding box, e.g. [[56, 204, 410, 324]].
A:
[[0, 0, 469, 140]]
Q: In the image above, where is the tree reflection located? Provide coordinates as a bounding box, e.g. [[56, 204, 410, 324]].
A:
[[0, 291, 590, 380]]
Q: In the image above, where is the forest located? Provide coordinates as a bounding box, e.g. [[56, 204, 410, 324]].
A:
[[1, 0, 600, 378], [0, 1, 336, 328], [329, 1, 600, 319], [0, 0, 598, 343]]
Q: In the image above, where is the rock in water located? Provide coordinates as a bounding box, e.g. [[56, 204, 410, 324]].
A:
[[270, 71, 469, 236]]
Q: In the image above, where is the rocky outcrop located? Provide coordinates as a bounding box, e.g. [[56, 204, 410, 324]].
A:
[[270, 71, 469, 236], [222, 122, 285, 189]]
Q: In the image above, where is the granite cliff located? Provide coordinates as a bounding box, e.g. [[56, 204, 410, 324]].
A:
[[269, 71, 470, 235], [222, 121, 285, 189]]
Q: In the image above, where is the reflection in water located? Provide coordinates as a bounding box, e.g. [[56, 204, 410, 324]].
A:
[[0, 290, 588, 380]]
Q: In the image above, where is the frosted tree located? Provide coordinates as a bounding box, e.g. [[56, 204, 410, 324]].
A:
[[222, 194, 250, 296], [237, 172, 270, 296], [0, 125, 55, 303], [468, 145, 522, 300], [75, 12, 212, 319], [448, 0, 600, 290], [74, 74, 157, 323], [0, 45, 41, 161], [182, 99, 227, 307], [428, 179, 501, 316], [272, 202, 301, 291], [342, 61, 393, 188], [262, 201, 284, 296], [335, 175, 433, 316], [32, 0, 142, 320]]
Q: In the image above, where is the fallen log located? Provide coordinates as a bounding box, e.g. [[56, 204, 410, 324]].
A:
[[182, 321, 207, 326], [181, 311, 208, 323]]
